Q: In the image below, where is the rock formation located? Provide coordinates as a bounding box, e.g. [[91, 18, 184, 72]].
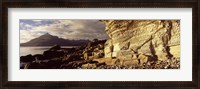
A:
[[101, 20, 180, 65], [83, 39, 106, 60]]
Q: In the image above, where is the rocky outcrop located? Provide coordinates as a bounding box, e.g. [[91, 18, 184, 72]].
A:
[[20, 40, 108, 69], [83, 39, 106, 60], [20, 54, 36, 62], [101, 20, 180, 63]]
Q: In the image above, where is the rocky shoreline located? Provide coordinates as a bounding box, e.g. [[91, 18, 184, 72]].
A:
[[20, 39, 180, 69]]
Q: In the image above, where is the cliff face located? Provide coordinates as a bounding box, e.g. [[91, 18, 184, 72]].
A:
[[101, 20, 180, 62]]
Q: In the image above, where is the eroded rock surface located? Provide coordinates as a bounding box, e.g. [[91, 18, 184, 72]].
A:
[[101, 20, 180, 64]]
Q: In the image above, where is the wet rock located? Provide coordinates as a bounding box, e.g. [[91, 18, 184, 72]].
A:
[[43, 50, 64, 59], [49, 44, 61, 51], [64, 53, 83, 62], [45, 60, 63, 68], [20, 54, 35, 62], [33, 54, 45, 61], [25, 62, 48, 69]]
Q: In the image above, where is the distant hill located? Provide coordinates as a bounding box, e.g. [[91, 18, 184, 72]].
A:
[[20, 33, 91, 46]]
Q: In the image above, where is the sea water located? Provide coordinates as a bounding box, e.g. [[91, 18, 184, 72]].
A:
[[20, 46, 78, 56]]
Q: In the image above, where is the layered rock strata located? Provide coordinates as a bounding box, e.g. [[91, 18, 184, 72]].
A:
[[101, 20, 180, 64]]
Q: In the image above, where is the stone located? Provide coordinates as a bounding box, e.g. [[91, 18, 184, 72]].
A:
[[116, 50, 136, 60], [169, 45, 180, 58], [20, 54, 36, 62], [81, 63, 97, 68], [43, 50, 64, 59], [25, 62, 46, 69], [122, 60, 139, 66], [138, 54, 148, 65], [45, 60, 63, 68], [94, 58, 118, 65], [33, 54, 45, 61], [49, 44, 61, 51], [104, 39, 113, 58], [105, 58, 118, 65], [92, 50, 104, 59], [82, 39, 106, 60], [83, 53, 89, 60]]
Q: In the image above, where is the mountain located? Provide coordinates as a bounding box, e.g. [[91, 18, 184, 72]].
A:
[[20, 33, 90, 46]]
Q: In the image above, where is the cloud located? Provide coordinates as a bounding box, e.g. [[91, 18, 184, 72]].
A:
[[32, 20, 43, 22], [20, 30, 43, 43], [20, 20, 108, 43]]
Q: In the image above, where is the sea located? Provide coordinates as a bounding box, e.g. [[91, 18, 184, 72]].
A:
[[20, 46, 78, 56]]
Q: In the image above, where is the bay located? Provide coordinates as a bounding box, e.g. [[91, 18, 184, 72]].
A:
[[20, 46, 78, 56]]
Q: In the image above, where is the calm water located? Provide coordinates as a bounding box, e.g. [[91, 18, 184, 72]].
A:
[[20, 46, 78, 56]]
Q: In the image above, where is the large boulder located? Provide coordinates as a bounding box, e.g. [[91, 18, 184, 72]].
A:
[[101, 20, 180, 61], [49, 44, 61, 51], [43, 50, 64, 59], [33, 54, 45, 61], [20, 54, 36, 62]]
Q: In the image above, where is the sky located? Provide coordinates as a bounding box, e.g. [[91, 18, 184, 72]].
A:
[[20, 20, 108, 43]]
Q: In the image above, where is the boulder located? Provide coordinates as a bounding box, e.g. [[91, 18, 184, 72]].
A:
[[82, 39, 106, 60], [20, 54, 35, 62], [45, 60, 63, 68], [68, 54, 83, 61], [43, 50, 64, 59], [33, 54, 45, 61], [49, 44, 61, 51]]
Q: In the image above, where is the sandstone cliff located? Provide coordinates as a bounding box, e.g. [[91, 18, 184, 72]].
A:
[[101, 20, 180, 65]]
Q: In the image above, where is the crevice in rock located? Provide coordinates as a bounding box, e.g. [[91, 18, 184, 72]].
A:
[[161, 21, 173, 59], [149, 41, 156, 56]]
